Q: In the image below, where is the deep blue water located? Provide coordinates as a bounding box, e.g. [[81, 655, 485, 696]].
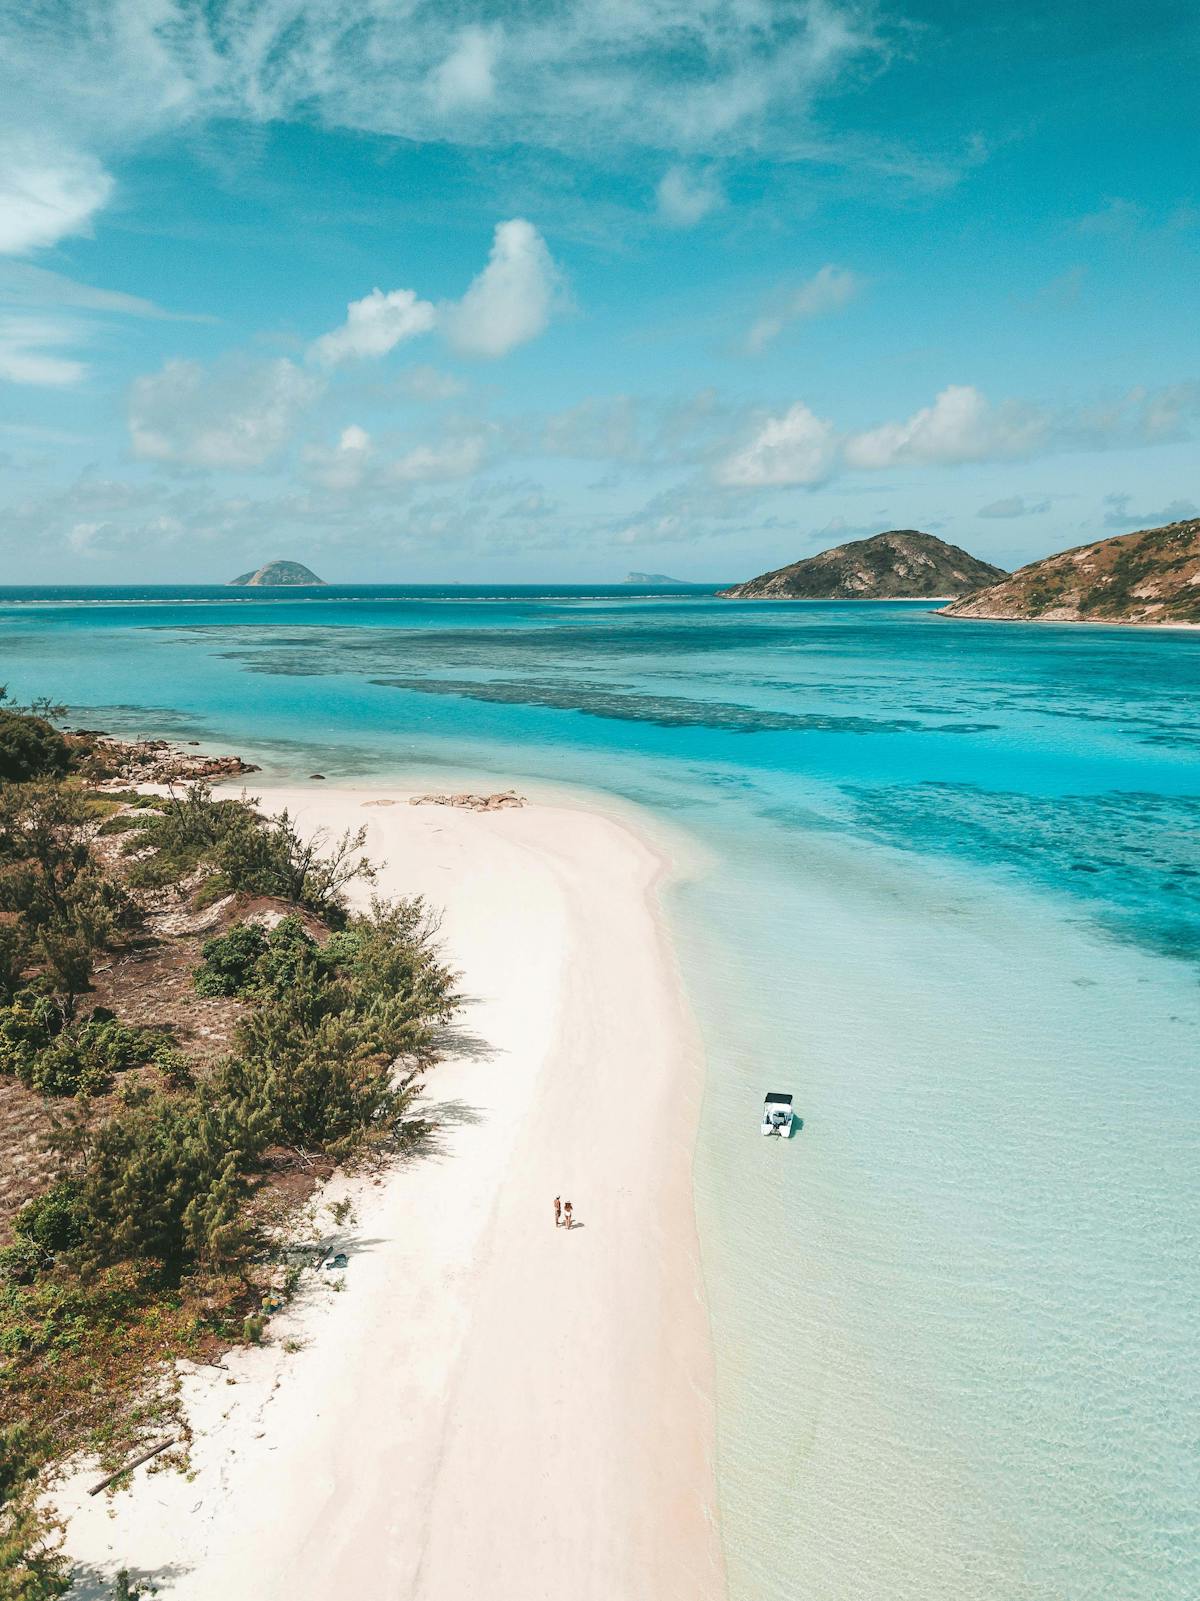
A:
[[1, 589, 1196, 1600]]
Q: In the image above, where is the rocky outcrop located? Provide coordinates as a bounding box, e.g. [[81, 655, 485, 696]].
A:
[[81, 735, 258, 786], [409, 790, 527, 812], [718, 530, 1006, 600], [941, 519, 1200, 625]]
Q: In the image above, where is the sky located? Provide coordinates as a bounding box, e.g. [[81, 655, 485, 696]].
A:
[[0, 0, 1197, 584]]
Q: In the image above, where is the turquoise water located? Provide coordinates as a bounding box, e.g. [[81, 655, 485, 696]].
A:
[[1, 590, 1197, 1599]]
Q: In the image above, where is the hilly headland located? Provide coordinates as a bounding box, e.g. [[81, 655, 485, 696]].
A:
[[941, 518, 1200, 625]]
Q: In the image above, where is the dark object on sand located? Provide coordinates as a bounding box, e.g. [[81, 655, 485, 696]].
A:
[[88, 1437, 177, 1496]]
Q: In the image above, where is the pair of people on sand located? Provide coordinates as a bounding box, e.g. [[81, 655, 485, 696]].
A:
[[553, 1195, 574, 1230]]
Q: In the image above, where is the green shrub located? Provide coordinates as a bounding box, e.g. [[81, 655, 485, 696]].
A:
[[95, 813, 147, 838], [0, 993, 61, 1078], [0, 1004, 162, 1097], [193, 922, 268, 997], [0, 1185, 86, 1283], [0, 1240, 44, 1288], [0, 711, 69, 786], [253, 917, 321, 995], [71, 1082, 269, 1268]]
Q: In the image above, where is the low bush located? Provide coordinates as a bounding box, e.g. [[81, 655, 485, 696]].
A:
[[0, 999, 163, 1097], [0, 711, 69, 787], [193, 922, 269, 997]]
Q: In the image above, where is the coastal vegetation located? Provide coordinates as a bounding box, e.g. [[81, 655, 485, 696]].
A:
[[0, 692, 457, 1597]]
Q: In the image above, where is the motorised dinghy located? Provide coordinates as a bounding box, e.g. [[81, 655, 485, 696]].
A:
[[761, 1092, 794, 1137]]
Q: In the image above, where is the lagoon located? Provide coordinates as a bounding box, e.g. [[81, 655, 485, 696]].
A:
[[2, 588, 1197, 1600]]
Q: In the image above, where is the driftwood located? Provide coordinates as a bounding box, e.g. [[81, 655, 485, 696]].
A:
[[87, 1437, 177, 1496]]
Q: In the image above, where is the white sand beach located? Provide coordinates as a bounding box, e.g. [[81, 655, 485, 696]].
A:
[[56, 786, 725, 1601]]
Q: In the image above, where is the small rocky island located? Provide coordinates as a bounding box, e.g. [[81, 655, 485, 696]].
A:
[[228, 560, 326, 587], [941, 518, 1200, 625], [718, 529, 1006, 600], [622, 572, 689, 586]]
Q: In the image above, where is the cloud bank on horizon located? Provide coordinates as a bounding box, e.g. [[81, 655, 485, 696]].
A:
[[0, 0, 1196, 579]]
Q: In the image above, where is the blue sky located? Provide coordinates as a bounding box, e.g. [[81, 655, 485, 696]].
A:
[[0, 0, 1196, 582]]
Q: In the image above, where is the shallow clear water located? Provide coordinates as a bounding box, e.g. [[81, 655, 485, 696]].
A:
[[2, 589, 1197, 1599]]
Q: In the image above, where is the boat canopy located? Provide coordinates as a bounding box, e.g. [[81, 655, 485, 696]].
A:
[[764, 1092, 793, 1106]]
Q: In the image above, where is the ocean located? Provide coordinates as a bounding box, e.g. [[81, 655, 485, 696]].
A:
[[1, 586, 1196, 1600]]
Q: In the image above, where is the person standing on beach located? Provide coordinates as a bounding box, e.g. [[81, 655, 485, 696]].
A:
[[563, 1200, 573, 1230], [554, 1196, 562, 1228]]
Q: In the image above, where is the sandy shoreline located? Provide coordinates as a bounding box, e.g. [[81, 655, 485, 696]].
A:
[[55, 785, 724, 1600]]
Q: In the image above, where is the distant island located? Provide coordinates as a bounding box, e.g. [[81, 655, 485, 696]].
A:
[[941, 518, 1200, 625], [718, 530, 1006, 600], [622, 572, 690, 586], [228, 560, 326, 587]]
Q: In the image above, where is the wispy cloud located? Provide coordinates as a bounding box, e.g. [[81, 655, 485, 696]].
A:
[[0, 316, 90, 386], [1101, 492, 1199, 530], [977, 495, 1051, 519], [745, 264, 863, 353], [0, 1, 895, 250], [0, 262, 212, 387], [656, 166, 724, 228], [129, 356, 323, 469]]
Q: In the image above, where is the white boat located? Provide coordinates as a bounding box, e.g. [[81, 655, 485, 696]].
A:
[[761, 1092, 793, 1137]]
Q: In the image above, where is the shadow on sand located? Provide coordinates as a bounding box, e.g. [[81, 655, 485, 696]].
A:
[[68, 1560, 190, 1599], [432, 1022, 499, 1063]]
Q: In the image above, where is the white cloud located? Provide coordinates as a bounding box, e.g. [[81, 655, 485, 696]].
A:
[[746, 264, 863, 353], [429, 26, 501, 112], [843, 384, 1037, 470], [339, 424, 370, 453], [130, 357, 322, 469], [0, 140, 113, 255], [656, 166, 723, 227], [444, 219, 560, 358], [714, 380, 1200, 491], [0, 316, 88, 386], [310, 287, 436, 367], [716, 402, 837, 487]]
